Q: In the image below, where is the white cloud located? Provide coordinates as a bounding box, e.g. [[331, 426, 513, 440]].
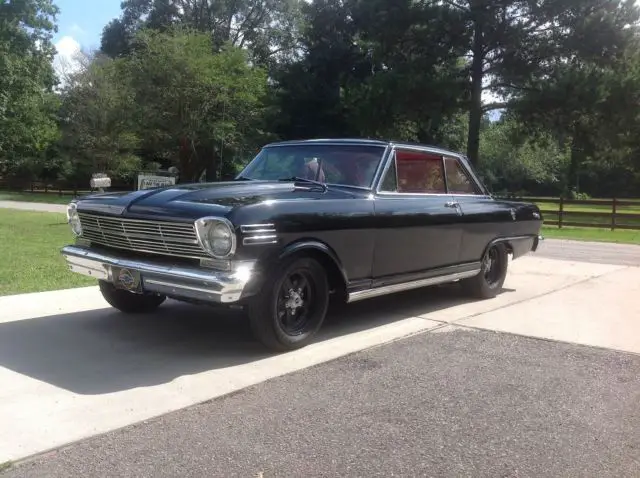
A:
[[53, 35, 82, 85]]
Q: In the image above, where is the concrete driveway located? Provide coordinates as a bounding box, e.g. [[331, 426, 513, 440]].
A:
[[0, 201, 67, 214], [1, 251, 639, 465]]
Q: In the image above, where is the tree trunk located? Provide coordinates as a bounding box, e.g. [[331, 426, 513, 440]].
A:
[[568, 133, 583, 194], [466, 15, 484, 166], [205, 152, 218, 182]]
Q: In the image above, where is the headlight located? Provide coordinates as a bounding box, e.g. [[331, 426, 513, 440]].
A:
[[66, 202, 83, 236], [194, 217, 236, 258]]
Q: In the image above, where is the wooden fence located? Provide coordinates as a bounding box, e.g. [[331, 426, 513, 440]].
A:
[[508, 197, 640, 231]]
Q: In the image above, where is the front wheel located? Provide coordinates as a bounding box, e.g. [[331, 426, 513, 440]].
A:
[[462, 243, 508, 299], [99, 280, 166, 313], [247, 256, 330, 352]]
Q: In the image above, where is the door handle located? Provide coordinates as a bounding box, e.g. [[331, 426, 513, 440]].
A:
[[444, 201, 459, 208]]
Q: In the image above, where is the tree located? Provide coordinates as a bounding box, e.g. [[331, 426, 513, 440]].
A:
[[272, 0, 469, 145], [479, 116, 570, 195], [100, 0, 302, 69], [123, 29, 269, 181], [57, 52, 142, 184], [513, 34, 640, 196], [437, 0, 640, 165], [0, 0, 60, 179], [343, 0, 469, 144]]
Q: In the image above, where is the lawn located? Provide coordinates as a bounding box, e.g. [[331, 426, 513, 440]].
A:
[[541, 225, 640, 245], [0, 209, 95, 296], [0, 191, 81, 205]]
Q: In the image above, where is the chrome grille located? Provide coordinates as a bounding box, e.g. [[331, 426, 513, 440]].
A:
[[78, 213, 207, 259]]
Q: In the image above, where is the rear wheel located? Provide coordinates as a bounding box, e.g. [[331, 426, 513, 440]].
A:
[[462, 243, 508, 299], [247, 256, 329, 352], [99, 280, 166, 313]]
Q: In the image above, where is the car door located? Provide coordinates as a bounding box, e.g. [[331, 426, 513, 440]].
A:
[[372, 148, 464, 279], [442, 155, 502, 263]]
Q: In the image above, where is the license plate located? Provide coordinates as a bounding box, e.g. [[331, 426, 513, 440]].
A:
[[113, 267, 142, 292]]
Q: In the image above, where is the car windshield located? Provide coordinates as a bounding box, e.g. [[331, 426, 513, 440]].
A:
[[238, 144, 387, 188]]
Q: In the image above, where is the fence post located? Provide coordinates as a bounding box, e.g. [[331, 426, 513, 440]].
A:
[[611, 198, 617, 231], [559, 197, 564, 229]]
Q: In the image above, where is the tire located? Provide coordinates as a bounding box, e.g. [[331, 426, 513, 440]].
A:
[[462, 243, 508, 299], [246, 256, 330, 352], [99, 280, 166, 313]]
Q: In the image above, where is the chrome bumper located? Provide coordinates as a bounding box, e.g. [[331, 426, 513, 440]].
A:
[[61, 245, 253, 303]]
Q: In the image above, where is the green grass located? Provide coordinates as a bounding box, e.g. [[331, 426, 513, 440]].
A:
[[0, 209, 95, 296], [0, 191, 81, 204], [542, 225, 640, 245], [0, 462, 12, 472]]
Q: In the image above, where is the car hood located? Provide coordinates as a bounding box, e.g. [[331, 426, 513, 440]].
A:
[[75, 180, 360, 221]]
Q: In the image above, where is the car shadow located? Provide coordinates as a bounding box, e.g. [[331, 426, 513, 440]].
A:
[[0, 283, 508, 395]]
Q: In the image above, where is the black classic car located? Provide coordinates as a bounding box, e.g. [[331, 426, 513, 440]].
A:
[[62, 139, 543, 351]]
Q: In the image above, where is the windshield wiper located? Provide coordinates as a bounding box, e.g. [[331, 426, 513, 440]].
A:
[[279, 176, 327, 192], [235, 175, 254, 181]]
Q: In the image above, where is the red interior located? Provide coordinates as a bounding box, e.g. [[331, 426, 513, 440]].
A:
[[395, 151, 445, 193]]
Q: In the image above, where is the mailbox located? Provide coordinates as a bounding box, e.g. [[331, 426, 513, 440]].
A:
[[90, 174, 111, 190]]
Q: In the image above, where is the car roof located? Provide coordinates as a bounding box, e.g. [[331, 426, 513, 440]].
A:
[[263, 138, 463, 157]]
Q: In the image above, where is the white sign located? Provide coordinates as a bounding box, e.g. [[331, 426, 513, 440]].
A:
[[137, 174, 176, 190]]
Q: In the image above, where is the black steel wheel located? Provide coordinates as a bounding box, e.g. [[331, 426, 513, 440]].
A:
[[275, 268, 318, 335], [247, 256, 329, 351], [99, 280, 166, 313], [462, 243, 508, 299]]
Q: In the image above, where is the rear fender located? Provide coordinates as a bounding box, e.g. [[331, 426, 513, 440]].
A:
[[483, 235, 541, 261]]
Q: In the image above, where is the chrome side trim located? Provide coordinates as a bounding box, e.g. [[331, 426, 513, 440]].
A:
[[243, 235, 278, 245], [61, 245, 254, 303], [240, 224, 275, 233], [241, 223, 278, 246], [346, 269, 480, 303]]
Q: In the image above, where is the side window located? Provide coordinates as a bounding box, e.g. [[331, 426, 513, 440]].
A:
[[444, 157, 478, 194], [395, 150, 446, 194]]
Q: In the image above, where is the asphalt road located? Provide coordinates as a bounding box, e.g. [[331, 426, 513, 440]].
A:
[[4, 328, 639, 478], [537, 238, 640, 266]]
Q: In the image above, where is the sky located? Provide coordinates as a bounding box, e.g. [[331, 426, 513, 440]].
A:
[[52, 0, 122, 73]]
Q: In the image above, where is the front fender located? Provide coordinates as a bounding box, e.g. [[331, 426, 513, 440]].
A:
[[239, 239, 350, 302], [279, 240, 349, 285]]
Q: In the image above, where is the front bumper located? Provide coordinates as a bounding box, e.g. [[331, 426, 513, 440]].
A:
[[61, 245, 253, 303]]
